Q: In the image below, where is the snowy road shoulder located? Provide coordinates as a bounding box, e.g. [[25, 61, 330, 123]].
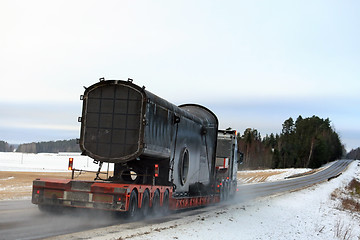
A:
[[90, 160, 359, 240]]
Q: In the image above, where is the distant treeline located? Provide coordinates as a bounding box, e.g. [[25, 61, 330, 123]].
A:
[[0, 141, 14, 152], [16, 139, 80, 153], [0, 115, 355, 169], [238, 115, 345, 170], [346, 148, 360, 160]]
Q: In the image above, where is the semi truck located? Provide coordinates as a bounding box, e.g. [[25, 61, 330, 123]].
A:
[[32, 79, 241, 218]]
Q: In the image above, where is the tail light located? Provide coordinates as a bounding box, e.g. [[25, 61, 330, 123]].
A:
[[154, 164, 159, 177], [68, 158, 74, 170]]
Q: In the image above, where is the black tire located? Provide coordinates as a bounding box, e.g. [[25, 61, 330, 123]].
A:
[[127, 190, 139, 219], [141, 190, 150, 217], [152, 189, 161, 215], [162, 189, 170, 215]]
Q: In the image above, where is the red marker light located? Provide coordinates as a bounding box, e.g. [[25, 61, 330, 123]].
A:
[[68, 158, 74, 170], [36, 190, 40, 194], [154, 164, 159, 177]]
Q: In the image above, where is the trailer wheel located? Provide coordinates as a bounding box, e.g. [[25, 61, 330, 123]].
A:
[[152, 189, 161, 215], [162, 189, 169, 215], [127, 190, 138, 219], [141, 190, 150, 217]]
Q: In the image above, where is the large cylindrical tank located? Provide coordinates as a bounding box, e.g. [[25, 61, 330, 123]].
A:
[[79, 79, 218, 192]]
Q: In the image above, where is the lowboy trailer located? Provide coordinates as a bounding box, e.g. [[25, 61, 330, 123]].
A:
[[32, 79, 241, 217]]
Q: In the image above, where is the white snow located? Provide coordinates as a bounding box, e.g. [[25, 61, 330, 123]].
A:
[[92, 160, 360, 240], [0, 185, 32, 192], [0, 176, 15, 180], [0, 152, 112, 172]]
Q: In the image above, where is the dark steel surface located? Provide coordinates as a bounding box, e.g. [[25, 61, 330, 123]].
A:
[[0, 160, 353, 240], [80, 80, 218, 164], [177, 104, 218, 188], [79, 80, 219, 193], [79, 80, 146, 162]]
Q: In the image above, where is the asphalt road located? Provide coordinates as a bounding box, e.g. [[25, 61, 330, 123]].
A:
[[0, 159, 353, 240], [236, 159, 353, 202]]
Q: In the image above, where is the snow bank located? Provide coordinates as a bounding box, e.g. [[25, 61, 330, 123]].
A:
[[93, 161, 359, 240]]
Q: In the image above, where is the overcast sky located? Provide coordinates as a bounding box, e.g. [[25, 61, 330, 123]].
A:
[[1, 0, 359, 152]]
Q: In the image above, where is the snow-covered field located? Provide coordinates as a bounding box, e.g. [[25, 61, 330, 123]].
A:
[[0, 152, 112, 172], [237, 168, 313, 183], [0, 152, 114, 200]]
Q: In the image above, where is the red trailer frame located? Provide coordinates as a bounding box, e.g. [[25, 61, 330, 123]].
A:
[[32, 178, 222, 216]]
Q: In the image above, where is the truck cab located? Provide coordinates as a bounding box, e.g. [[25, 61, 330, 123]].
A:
[[215, 129, 241, 200]]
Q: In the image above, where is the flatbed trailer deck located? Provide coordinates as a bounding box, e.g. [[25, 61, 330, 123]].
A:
[[32, 178, 221, 216]]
